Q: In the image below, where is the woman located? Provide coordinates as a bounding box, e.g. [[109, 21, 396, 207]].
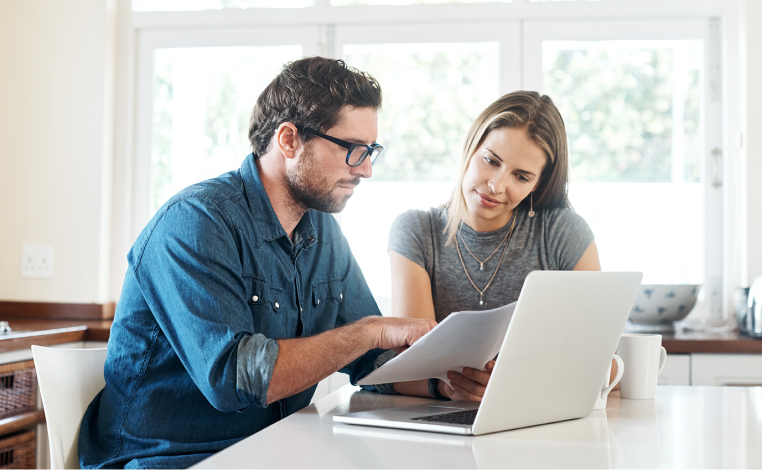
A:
[[388, 91, 601, 398]]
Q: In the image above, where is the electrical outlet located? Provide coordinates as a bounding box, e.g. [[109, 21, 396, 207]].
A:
[[21, 244, 53, 279]]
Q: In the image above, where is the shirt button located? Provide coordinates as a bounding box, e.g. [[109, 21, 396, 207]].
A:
[[274, 302, 280, 309], [300, 307, 303, 312], [340, 294, 343, 300], [251, 295, 259, 302], [316, 299, 320, 305]]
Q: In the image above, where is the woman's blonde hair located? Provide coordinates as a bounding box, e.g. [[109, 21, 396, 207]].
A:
[[443, 91, 571, 245]]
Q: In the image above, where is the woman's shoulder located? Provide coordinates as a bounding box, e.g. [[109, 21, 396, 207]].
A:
[[540, 206, 583, 222], [538, 206, 593, 238], [392, 206, 448, 233]]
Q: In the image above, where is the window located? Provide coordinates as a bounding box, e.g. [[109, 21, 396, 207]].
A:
[[334, 23, 518, 310], [524, 19, 723, 316], [134, 26, 318, 228], [545, 39, 705, 284], [131, 3, 728, 319], [150, 46, 302, 212]]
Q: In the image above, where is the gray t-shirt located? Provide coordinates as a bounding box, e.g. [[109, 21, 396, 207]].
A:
[[388, 205, 595, 322]]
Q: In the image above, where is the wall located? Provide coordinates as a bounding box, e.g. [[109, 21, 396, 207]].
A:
[[746, 0, 762, 285], [0, 0, 758, 303], [0, 0, 114, 302]]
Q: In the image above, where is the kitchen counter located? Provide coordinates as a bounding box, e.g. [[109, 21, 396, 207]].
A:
[[662, 329, 762, 354], [195, 385, 762, 469], [0, 301, 113, 353], [0, 319, 112, 353]]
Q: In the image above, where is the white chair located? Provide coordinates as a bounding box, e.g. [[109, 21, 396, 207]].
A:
[[32, 346, 108, 469]]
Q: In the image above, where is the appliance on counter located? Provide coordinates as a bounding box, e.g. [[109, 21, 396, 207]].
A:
[[736, 277, 762, 339]]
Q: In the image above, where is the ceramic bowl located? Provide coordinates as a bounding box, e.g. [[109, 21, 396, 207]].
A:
[[625, 284, 701, 333]]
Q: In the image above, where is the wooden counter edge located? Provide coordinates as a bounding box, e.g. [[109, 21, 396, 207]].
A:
[[0, 301, 115, 321], [0, 410, 45, 436], [663, 338, 762, 354], [0, 328, 87, 353]]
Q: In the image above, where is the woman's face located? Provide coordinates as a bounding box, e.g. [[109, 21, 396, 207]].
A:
[[461, 126, 548, 232]]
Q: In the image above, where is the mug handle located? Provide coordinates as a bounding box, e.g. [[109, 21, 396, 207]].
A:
[[658, 346, 667, 374], [601, 354, 624, 399]]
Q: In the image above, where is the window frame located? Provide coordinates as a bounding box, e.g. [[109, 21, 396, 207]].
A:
[[522, 18, 723, 317], [116, 0, 742, 320], [133, 26, 321, 232]]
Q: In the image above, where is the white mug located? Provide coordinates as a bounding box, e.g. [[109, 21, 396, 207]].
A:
[[594, 354, 624, 409], [617, 334, 667, 399]]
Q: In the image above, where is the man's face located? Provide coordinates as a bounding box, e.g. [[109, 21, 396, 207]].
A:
[[286, 106, 378, 213]]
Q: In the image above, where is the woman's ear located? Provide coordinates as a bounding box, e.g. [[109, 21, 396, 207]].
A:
[[275, 123, 302, 159], [532, 160, 550, 193]]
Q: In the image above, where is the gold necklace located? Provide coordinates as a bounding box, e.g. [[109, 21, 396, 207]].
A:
[[459, 220, 513, 271], [455, 212, 517, 306]]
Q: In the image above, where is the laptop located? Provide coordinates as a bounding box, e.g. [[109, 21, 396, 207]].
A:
[[333, 270, 642, 436]]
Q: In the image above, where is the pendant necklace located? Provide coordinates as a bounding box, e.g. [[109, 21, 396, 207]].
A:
[[459, 219, 513, 271], [455, 212, 517, 306]]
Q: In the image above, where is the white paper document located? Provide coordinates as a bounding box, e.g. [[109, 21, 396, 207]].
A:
[[358, 302, 517, 386]]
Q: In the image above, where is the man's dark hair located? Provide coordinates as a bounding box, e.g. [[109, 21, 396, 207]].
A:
[[248, 57, 382, 158]]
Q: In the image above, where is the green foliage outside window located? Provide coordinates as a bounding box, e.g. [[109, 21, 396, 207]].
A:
[[345, 43, 499, 182], [544, 42, 702, 183]]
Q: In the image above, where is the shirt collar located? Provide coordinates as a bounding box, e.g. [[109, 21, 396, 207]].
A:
[[240, 154, 318, 248]]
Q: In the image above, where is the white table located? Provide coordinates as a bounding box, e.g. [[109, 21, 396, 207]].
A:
[[195, 385, 762, 468]]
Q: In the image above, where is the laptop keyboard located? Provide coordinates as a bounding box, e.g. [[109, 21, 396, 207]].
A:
[[411, 409, 477, 425]]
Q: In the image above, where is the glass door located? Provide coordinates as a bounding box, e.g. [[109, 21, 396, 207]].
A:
[[334, 22, 521, 314], [523, 19, 723, 317], [134, 27, 320, 227]]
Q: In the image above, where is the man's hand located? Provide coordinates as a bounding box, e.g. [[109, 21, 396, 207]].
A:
[[441, 360, 495, 401], [267, 316, 435, 405], [365, 316, 437, 353]]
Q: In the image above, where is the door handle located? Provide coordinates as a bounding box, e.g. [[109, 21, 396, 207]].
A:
[[711, 147, 722, 189]]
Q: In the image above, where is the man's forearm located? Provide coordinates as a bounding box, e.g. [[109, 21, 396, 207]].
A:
[[265, 317, 377, 404]]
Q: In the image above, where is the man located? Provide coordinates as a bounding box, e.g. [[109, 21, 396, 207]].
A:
[[79, 57, 491, 469]]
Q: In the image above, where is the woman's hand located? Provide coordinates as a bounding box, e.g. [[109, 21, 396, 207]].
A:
[[440, 360, 495, 401]]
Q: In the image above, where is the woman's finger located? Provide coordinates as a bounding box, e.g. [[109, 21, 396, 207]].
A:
[[448, 378, 484, 402], [461, 366, 492, 386]]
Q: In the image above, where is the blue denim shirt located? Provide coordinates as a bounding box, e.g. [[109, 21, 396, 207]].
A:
[[79, 155, 393, 469]]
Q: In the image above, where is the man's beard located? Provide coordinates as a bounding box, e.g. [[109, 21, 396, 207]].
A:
[[286, 146, 360, 214]]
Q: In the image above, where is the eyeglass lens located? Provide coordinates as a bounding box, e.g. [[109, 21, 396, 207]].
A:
[[347, 145, 384, 167]]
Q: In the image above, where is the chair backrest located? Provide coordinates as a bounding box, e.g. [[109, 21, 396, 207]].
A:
[[32, 346, 107, 469]]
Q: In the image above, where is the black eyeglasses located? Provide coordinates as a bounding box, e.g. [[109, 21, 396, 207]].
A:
[[297, 126, 384, 167]]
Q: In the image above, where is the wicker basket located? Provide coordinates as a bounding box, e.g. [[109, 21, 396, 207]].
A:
[[0, 430, 35, 469], [0, 361, 36, 418]]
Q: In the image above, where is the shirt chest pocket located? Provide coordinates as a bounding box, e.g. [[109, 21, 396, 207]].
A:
[[312, 280, 343, 307], [245, 276, 283, 313]]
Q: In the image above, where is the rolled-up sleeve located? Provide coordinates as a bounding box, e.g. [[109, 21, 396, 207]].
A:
[[236, 335, 279, 407]]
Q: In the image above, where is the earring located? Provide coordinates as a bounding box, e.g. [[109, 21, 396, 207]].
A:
[[528, 193, 535, 218]]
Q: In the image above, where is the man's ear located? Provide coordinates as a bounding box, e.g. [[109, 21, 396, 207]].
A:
[[275, 122, 302, 160]]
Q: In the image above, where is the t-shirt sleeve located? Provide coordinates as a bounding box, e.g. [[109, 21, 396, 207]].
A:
[[546, 208, 596, 271], [387, 209, 432, 271]]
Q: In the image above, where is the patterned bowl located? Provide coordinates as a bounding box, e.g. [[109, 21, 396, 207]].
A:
[[625, 284, 701, 333]]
